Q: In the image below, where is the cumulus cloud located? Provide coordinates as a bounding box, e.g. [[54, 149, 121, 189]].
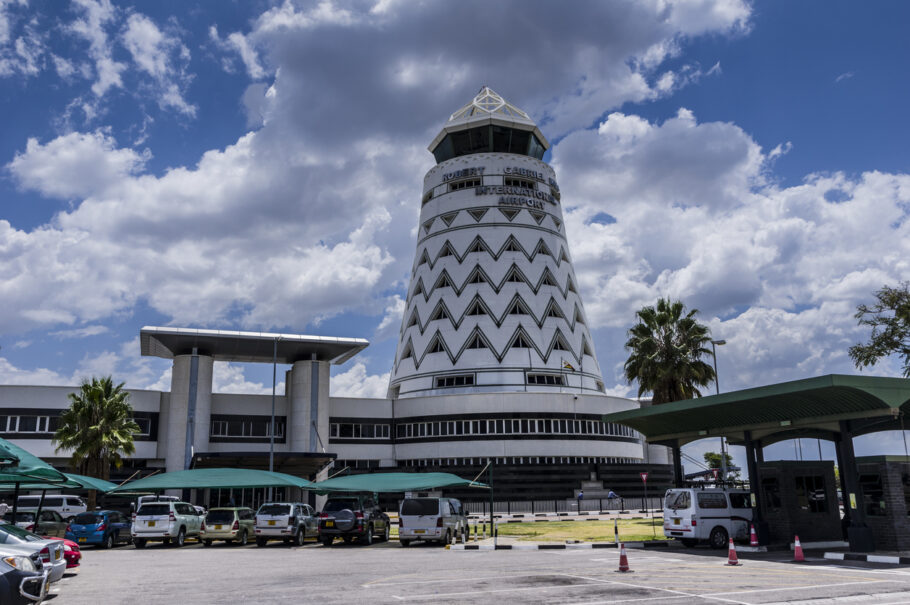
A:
[[49, 325, 109, 339], [330, 362, 390, 398]]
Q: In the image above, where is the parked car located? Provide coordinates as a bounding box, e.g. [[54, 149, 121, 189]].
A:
[[43, 538, 80, 569], [662, 487, 753, 548], [254, 503, 317, 547], [317, 496, 390, 546], [0, 524, 66, 583], [201, 508, 255, 546], [15, 496, 85, 521], [131, 501, 202, 548], [3, 511, 68, 538], [132, 495, 180, 518], [66, 510, 132, 549], [398, 497, 467, 547], [0, 545, 48, 604]]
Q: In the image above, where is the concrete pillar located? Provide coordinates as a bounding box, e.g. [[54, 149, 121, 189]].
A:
[[289, 359, 330, 453], [838, 420, 875, 551], [744, 430, 769, 545], [165, 354, 214, 473], [671, 443, 684, 488]]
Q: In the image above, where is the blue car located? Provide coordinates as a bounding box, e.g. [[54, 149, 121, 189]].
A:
[[66, 510, 132, 548]]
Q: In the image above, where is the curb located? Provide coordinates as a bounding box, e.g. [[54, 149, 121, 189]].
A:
[[451, 541, 670, 551], [824, 552, 910, 565]]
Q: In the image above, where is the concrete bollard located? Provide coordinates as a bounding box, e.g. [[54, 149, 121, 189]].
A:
[[614, 518, 619, 545]]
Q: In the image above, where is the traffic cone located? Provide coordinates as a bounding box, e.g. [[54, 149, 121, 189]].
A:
[[725, 538, 741, 566], [749, 524, 758, 547], [616, 542, 632, 573], [793, 535, 805, 562]]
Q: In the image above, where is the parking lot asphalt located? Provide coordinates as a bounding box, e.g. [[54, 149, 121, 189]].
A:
[[55, 539, 910, 604]]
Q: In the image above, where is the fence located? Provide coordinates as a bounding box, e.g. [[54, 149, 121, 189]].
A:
[[462, 496, 664, 516]]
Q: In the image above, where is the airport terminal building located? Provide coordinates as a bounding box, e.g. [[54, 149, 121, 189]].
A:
[[0, 89, 669, 501]]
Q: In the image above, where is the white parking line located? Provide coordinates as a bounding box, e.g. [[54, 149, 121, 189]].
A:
[[365, 572, 544, 587], [707, 579, 898, 597]]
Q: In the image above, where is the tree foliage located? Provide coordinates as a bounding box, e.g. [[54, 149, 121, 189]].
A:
[[703, 451, 740, 479], [849, 282, 910, 377], [624, 298, 716, 404], [53, 376, 139, 481]]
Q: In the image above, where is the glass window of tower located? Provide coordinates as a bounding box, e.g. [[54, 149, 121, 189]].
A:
[[432, 125, 545, 162]]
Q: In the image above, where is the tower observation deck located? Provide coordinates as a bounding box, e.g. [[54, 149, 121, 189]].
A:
[[389, 87, 605, 399]]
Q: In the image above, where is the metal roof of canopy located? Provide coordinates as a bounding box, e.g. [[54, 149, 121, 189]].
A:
[[140, 326, 369, 365], [602, 374, 910, 446]]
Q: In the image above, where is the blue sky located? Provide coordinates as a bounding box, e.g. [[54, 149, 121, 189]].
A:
[[1, 1, 908, 465]]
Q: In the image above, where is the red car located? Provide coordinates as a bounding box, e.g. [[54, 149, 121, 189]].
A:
[[44, 536, 81, 569]]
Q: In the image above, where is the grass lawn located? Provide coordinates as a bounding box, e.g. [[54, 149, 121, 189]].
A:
[[491, 518, 668, 542]]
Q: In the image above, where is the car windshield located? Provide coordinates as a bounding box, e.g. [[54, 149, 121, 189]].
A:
[[2, 512, 35, 523], [0, 523, 42, 542], [258, 505, 290, 516], [323, 499, 359, 513], [73, 513, 103, 525], [400, 499, 439, 516], [206, 510, 235, 524], [137, 504, 171, 516]]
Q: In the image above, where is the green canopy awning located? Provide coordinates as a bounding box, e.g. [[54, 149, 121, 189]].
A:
[[603, 374, 910, 445], [310, 472, 487, 495], [108, 468, 312, 493], [0, 438, 68, 485], [0, 473, 119, 493], [64, 474, 119, 493]]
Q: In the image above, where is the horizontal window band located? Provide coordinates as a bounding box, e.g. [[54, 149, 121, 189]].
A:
[[208, 437, 287, 444], [390, 435, 641, 445]]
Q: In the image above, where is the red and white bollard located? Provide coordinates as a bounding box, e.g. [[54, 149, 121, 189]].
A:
[[616, 542, 631, 573], [749, 524, 758, 547]]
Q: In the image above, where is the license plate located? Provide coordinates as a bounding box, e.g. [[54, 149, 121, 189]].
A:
[[148, 521, 155, 527], [325, 521, 334, 527], [673, 518, 680, 525], [215, 525, 222, 530], [414, 530, 425, 534], [268, 520, 275, 526], [55, 551, 61, 560], [78, 537, 86, 543]]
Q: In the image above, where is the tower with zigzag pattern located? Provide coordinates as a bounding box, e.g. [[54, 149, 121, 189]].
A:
[[389, 87, 605, 398]]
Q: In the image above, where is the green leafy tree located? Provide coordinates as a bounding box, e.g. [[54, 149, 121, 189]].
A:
[[849, 282, 910, 377], [624, 298, 716, 404], [53, 377, 139, 505], [703, 451, 740, 480]]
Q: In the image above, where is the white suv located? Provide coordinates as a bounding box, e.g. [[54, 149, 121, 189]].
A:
[[15, 495, 86, 521], [254, 502, 317, 547], [132, 501, 203, 548]]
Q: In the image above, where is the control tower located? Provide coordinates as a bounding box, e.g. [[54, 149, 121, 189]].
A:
[[389, 87, 605, 399]]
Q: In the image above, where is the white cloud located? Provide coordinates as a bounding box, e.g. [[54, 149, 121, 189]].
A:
[[835, 71, 854, 83], [212, 362, 282, 395], [375, 295, 405, 340], [68, 0, 125, 97], [49, 325, 109, 339], [330, 362, 390, 398], [7, 131, 148, 199], [121, 13, 195, 116], [0, 2, 46, 77]]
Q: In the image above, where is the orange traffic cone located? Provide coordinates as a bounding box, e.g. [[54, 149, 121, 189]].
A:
[[749, 524, 758, 547], [616, 542, 631, 572], [793, 535, 805, 562], [725, 538, 741, 566]]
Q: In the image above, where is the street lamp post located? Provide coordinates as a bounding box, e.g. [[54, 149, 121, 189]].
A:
[[711, 339, 727, 483]]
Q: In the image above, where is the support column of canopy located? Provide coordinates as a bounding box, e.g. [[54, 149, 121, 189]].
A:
[[744, 430, 770, 546], [671, 442, 684, 488], [837, 420, 875, 552]]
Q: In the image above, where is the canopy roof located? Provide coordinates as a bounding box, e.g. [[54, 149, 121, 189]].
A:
[[0, 473, 120, 493], [108, 468, 312, 493], [0, 438, 69, 485], [603, 374, 910, 446], [310, 472, 487, 495], [140, 326, 369, 365]]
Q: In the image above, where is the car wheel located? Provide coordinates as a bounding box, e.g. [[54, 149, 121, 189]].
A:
[[295, 528, 304, 546], [680, 538, 698, 548], [203, 539, 213, 547], [382, 524, 390, 542], [442, 529, 451, 546], [134, 539, 146, 549], [400, 540, 410, 547], [709, 527, 729, 550], [175, 528, 186, 547], [103, 533, 113, 549], [239, 530, 248, 546], [322, 537, 333, 547]]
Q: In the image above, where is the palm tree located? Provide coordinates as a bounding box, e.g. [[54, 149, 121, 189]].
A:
[[53, 376, 140, 487], [623, 298, 716, 404]]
